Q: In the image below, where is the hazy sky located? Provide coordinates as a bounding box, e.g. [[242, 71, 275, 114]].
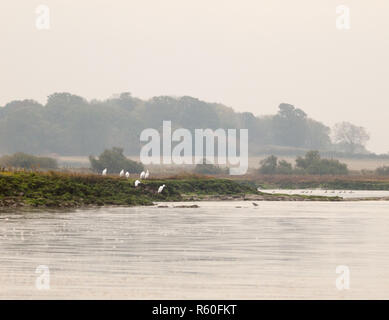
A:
[[1, 0, 388, 153]]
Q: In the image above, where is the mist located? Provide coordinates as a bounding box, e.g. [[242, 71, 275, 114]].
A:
[[0, 0, 388, 153]]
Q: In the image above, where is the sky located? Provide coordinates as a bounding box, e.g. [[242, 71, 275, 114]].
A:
[[0, 0, 388, 153]]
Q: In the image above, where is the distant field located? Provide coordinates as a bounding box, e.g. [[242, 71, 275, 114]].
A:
[[54, 155, 389, 171]]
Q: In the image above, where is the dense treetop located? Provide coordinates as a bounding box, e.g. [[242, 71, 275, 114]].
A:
[[0, 92, 370, 156]]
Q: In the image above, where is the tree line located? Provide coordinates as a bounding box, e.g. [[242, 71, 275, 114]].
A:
[[0, 92, 372, 157]]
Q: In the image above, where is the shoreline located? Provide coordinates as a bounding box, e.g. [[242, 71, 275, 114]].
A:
[[2, 171, 389, 210], [3, 193, 389, 211]]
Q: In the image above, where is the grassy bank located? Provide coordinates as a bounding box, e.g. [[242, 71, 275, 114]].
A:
[[0, 171, 259, 208], [0, 171, 345, 208]]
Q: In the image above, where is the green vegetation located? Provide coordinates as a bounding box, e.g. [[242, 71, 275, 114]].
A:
[[193, 159, 229, 175], [89, 147, 144, 174], [259, 151, 348, 175], [0, 152, 58, 169], [259, 155, 293, 174], [0, 93, 375, 157], [375, 166, 389, 176], [295, 151, 348, 175], [0, 171, 258, 208], [0, 171, 344, 208]]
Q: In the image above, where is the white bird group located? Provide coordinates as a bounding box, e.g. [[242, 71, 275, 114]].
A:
[[102, 168, 165, 193], [140, 169, 150, 180], [136, 169, 150, 188], [119, 169, 130, 178]]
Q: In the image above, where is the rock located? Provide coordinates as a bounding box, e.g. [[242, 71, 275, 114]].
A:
[[173, 204, 200, 208]]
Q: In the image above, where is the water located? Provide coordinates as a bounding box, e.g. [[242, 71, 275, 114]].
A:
[[1, 200, 389, 299]]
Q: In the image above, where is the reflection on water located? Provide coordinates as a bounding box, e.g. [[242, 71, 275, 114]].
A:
[[1, 201, 389, 299]]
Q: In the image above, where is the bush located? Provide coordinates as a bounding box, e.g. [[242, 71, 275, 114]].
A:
[[259, 155, 278, 174], [259, 151, 348, 175], [89, 147, 144, 174], [295, 151, 348, 175], [376, 166, 389, 176], [0, 152, 58, 169], [194, 159, 228, 175], [259, 156, 293, 174], [277, 160, 293, 174]]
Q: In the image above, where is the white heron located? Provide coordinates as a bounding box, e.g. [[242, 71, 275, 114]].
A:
[[140, 171, 145, 179], [145, 170, 150, 179], [119, 170, 124, 177], [125, 172, 130, 178], [158, 184, 166, 193], [135, 180, 141, 187], [102, 168, 107, 176]]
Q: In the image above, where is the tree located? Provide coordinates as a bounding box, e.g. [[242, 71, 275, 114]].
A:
[[277, 159, 293, 174], [0, 153, 57, 169], [375, 166, 389, 176], [46, 92, 87, 108], [194, 159, 228, 175], [89, 147, 144, 174], [272, 103, 308, 148], [259, 155, 278, 174], [296, 150, 348, 175], [333, 122, 370, 154], [296, 150, 321, 169]]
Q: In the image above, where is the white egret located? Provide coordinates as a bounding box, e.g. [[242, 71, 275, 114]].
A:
[[125, 172, 130, 178], [158, 184, 166, 193], [102, 168, 107, 176], [119, 170, 124, 177], [140, 171, 145, 179], [145, 170, 150, 179], [135, 180, 141, 187]]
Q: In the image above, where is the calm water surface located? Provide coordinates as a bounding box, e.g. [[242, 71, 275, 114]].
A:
[[0, 200, 389, 299]]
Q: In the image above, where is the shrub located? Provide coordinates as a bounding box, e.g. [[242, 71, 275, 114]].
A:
[[259, 156, 293, 174], [259, 155, 278, 174], [89, 147, 144, 174], [375, 166, 389, 176], [259, 151, 348, 175], [295, 151, 348, 175], [0, 152, 58, 169], [193, 159, 228, 175], [277, 160, 293, 174]]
